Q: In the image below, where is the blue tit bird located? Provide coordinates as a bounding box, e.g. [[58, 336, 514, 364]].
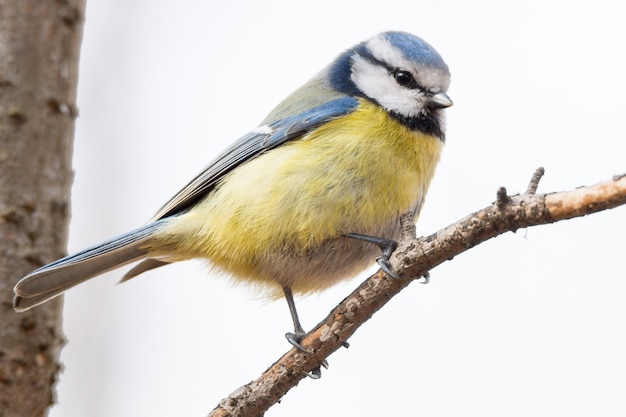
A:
[[14, 31, 452, 348]]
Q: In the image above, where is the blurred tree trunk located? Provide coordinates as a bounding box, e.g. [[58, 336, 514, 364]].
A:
[[0, 1, 84, 416]]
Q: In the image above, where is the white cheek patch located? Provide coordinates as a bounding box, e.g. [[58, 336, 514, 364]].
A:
[[351, 55, 424, 117]]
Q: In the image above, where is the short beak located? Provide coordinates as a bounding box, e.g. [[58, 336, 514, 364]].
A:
[[428, 91, 453, 109]]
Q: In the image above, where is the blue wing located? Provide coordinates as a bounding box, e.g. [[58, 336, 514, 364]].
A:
[[151, 97, 359, 220]]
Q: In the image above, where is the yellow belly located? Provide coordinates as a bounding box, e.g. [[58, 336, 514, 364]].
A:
[[155, 100, 443, 294]]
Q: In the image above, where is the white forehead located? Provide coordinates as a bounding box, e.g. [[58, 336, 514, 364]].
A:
[[366, 36, 415, 71]]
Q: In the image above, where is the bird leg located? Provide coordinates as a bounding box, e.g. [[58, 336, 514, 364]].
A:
[[282, 285, 327, 378], [342, 232, 399, 278], [282, 285, 309, 352]]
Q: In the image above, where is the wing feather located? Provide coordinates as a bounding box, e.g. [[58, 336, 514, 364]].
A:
[[150, 97, 359, 220]]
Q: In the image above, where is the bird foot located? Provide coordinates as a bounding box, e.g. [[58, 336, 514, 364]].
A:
[[285, 331, 329, 379]]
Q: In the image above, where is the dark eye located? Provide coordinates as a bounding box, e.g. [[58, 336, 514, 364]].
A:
[[392, 69, 418, 89]]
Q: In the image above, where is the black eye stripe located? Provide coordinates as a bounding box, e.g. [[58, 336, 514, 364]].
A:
[[392, 69, 419, 89], [349, 48, 422, 90]]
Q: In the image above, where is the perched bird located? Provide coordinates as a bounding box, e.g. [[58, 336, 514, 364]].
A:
[[14, 31, 452, 349]]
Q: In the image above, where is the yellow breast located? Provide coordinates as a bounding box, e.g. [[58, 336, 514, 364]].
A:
[[156, 99, 443, 293]]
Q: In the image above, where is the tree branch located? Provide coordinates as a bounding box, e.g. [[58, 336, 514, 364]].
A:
[[208, 170, 626, 417]]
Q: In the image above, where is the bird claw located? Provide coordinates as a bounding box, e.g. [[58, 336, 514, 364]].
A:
[[308, 359, 329, 379], [343, 233, 399, 278], [285, 332, 329, 379], [285, 331, 312, 354], [376, 255, 398, 279], [307, 366, 323, 379], [419, 271, 430, 284]]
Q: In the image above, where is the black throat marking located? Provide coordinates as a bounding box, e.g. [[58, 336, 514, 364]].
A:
[[388, 109, 446, 141]]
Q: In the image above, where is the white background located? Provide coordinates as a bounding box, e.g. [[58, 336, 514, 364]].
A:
[[48, 1, 625, 416]]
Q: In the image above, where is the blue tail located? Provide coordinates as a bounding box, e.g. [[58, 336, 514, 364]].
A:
[[13, 220, 167, 311]]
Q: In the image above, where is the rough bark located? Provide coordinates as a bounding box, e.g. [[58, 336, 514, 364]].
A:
[[0, 1, 84, 416]]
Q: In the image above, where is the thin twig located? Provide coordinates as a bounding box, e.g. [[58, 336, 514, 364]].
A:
[[526, 167, 545, 195], [496, 186, 510, 208]]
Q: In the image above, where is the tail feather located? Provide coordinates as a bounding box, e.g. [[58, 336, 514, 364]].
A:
[[13, 220, 167, 312], [121, 259, 171, 282]]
